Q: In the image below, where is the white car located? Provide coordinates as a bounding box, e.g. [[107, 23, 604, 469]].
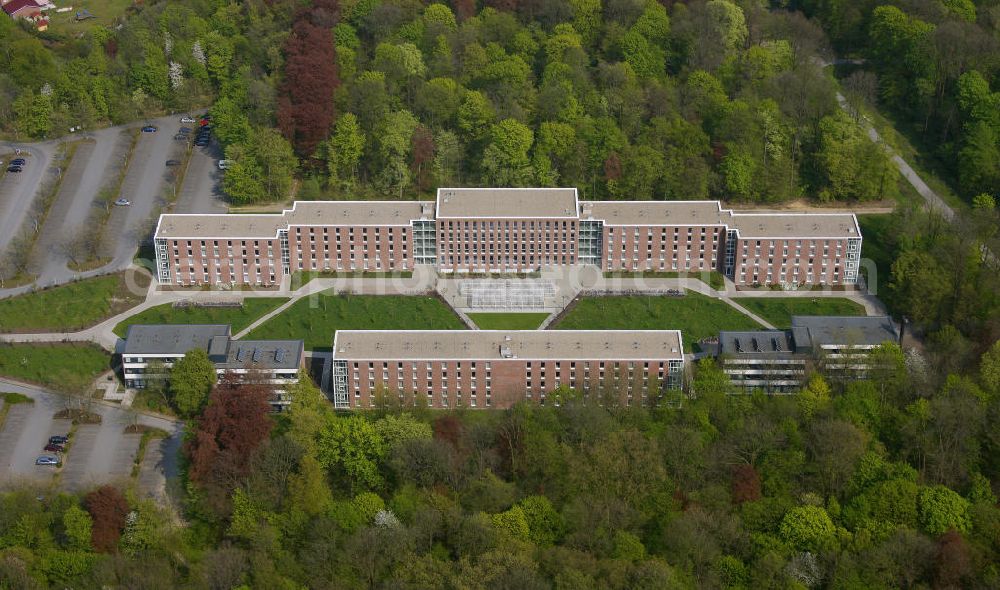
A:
[[180, 116, 196, 123], [218, 159, 234, 170], [114, 198, 131, 206]]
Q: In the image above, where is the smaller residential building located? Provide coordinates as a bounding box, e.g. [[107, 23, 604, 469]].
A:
[[718, 330, 805, 393], [120, 324, 305, 409], [717, 315, 898, 392], [2, 0, 42, 19]]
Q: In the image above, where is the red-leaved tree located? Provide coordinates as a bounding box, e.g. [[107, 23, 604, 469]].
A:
[[411, 125, 436, 190], [452, 0, 476, 21], [934, 530, 971, 589], [84, 485, 129, 553], [731, 464, 762, 504], [185, 375, 274, 485], [277, 13, 339, 158]]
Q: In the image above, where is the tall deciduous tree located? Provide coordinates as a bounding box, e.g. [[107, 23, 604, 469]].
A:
[[170, 348, 216, 418], [84, 486, 129, 553], [278, 16, 339, 157], [326, 113, 365, 190], [186, 376, 274, 485], [482, 119, 535, 186], [223, 127, 298, 204]]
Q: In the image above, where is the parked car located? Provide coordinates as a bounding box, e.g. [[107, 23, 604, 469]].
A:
[[173, 133, 189, 141], [194, 138, 210, 147], [49, 435, 68, 444], [35, 455, 60, 466], [217, 159, 234, 170], [179, 127, 192, 134], [10, 158, 26, 166], [141, 125, 157, 132], [114, 198, 131, 206], [44, 443, 64, 453], [6, 165, 22, 173], [180, 116, 196, 123], [165, 159, 181, 166]]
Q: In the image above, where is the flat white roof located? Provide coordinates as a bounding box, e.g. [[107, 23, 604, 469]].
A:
[[155, 201, 434, 239], [436, 188, 579, 219], [332, 330, 684, 361]]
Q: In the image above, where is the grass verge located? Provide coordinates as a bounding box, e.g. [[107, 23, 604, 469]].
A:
[[113, 297, 289, 337], [552, 292, 762, 351], [468, 312, 550, 330], [246, 292, 466, 351], [603, 270, 727, 290], [129, 425, 170, 478], [0, 343, 110, 392], [290, 270, 414, 290], [735, 297, 867, 329], [2, 391, 34, 404], [0, 271, 150, 333]]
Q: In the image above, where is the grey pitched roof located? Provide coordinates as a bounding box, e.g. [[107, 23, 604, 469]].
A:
[[790, 315, 897, 348], [215, 340, 304, 371], [122, 324, 231, 355]]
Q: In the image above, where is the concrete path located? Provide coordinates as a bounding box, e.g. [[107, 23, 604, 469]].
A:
[[821, 58, 956, 222]]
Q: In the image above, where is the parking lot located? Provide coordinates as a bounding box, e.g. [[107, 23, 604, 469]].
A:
[[0, 380, 181, 495], [175, 138, 227, 214], [0, 393, 72, 486], [59, 422, 141, 491], [100, 114, 188, 265], [0, 142, 58, 258]]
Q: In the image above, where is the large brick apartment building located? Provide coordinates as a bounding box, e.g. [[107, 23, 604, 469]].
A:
[[154, 188, 862, 287], [330, 330, 685, 410]]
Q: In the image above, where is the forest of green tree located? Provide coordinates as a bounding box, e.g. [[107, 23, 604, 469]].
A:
[[4, 342, 1000, 588], [2, 1, 1000, 587], [3, 0, 952, 205]]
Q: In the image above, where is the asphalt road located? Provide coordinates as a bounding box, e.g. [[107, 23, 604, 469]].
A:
[[0, 141, 58, 259], [0, 378, 182, 496], [175, 139, 227, 214]]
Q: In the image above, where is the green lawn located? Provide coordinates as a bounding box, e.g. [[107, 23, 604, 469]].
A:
[[0, 273, 148, 333], [290, 270, 414, 290], [553, 292, 762, 351], [47, 0, 135, 35], [736, 297, 867, 329], [603, 271, 727, 290], [113, 297, 289, 337], [245, 293, 466, 350], [0, 343, 110, 392], [468, 312, 550, 330]]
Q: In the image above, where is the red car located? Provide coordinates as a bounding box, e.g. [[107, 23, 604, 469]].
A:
[[44, 443, 64, 453]]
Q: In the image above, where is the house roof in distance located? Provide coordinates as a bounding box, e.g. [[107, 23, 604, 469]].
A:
[[3, 0, 41, 16], [333, 330, 684, 361], [790, 315, 897, 348], [122, 324, 231, 355], [435, 188, 579, 219]]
